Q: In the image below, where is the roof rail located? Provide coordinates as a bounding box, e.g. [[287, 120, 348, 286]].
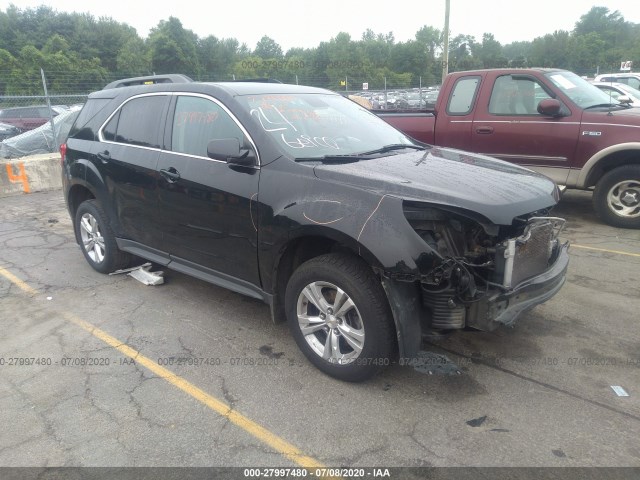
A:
[[103, 74, 193, 90], [233, 78, 283, 83]]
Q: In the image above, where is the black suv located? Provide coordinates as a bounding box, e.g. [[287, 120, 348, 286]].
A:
[[62, 76, 569, 381]]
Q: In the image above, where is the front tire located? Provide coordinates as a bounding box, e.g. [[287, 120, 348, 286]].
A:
[[285, 254, 396, 382], [75, 200, 130, 273]]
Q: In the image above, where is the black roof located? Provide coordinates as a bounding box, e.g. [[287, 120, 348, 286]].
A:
[[92, 78, 332, 100]]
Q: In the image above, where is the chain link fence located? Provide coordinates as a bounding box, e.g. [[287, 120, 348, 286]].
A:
[[0, 78, 442, 158]]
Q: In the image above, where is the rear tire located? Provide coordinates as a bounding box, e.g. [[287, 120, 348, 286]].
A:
[[593, 166, 640, 228], [285, 253, 396, 382], [75, 200, 130, 273]]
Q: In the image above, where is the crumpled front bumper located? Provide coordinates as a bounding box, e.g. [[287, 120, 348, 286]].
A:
[[467, 241, 570, 331]]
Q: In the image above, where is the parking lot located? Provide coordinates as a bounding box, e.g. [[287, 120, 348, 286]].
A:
[[1, 189, 639, 473]]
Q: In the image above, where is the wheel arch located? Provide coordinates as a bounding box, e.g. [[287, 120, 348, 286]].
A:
[[579, 143, 640, 188], [67, 183, 96, 243], [269, 230, 384, 325]]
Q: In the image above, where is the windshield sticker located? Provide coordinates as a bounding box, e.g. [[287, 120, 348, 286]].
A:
[[175, 111, 219, 126], [251, 104, 341, 150], [550, 74, 577, 90], [281, 134, 339, 149], [251, 106, 297, 132]]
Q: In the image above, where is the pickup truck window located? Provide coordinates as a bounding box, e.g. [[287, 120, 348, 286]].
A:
[[489, 75, 552, 115], [446, 76, 480, 115]]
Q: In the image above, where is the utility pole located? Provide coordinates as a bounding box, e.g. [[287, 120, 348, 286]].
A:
[[441, 0, 450, 84]]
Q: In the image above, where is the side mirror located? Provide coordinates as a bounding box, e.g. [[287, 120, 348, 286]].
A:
[[537, 98, 563, 117], [617, 95, 632, 105], [207, 138, 255, 166]]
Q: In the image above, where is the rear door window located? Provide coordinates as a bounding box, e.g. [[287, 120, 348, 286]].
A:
[[101, 95, 167, 148]]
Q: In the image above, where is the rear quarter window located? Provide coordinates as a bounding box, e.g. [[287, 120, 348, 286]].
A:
[[101, 95, 167, 148], [69, 98, 113, 139], [446, 76, 480, 115]]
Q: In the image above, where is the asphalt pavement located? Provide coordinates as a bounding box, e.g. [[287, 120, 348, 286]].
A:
[[0, 189, 639, 476]]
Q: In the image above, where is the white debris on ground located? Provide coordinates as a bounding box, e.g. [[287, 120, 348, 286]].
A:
[[109, 262, 165, 286]]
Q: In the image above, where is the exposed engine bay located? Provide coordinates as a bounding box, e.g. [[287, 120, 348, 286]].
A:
[[401, 203, 567, 331]]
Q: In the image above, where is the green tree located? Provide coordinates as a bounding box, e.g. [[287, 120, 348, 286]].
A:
[[575, 7, 629, 45], [116, 36, 151, 75], [198, 36, 247, 80], [415, 25, 442, 60], [528, 30, 571, 68], [42, 34, 70, 55], [568, 32, 606, 75], [0, 48, 17, 94], [324, 33, 363, 88], [390, 41, 429, 84], [148, 17, 199, 76], [475, 33, 508, 68], [503, 40, 531, 65], [254, 36, 283, 59], [448, 34, 481, 72], [6, 45, 46, 94]]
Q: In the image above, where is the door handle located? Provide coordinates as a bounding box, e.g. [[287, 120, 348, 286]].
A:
[[97, 150, 111, 163], [475, 126, 494, 134], [160, 167, 181, 183]]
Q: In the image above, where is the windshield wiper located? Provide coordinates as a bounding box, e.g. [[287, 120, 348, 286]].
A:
[[358, 144, 426, 155], [295, 144, 425, 163], [294, 154, 363, 163]]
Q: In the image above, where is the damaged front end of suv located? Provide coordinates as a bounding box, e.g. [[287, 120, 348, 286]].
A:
[[406, 202, 567, 323], [377, 201, 569, 359], [311, 146, 570, 362]]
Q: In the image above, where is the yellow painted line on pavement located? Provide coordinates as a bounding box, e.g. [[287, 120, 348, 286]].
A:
[[572, 244, 640, 258], [0, 266, 38, 294], [0, 267, 325, 470]]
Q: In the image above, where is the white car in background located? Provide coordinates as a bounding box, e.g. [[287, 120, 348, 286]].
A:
[[594, 73, 640, 90], [591, 81, 640, 107]]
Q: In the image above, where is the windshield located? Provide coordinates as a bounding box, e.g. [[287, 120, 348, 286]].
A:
[[546, 71, 623, 109], [239, 93, 413, 159]]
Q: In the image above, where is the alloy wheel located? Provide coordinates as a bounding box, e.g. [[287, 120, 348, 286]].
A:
[[296, 281, 365, 365], [79, 213, 105, 263]]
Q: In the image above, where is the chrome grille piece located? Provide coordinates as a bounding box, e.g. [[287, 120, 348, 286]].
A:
[[502, 218, 565, 288]]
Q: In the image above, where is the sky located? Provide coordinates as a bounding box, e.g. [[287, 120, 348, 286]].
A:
[[2, 0, 640, 51]]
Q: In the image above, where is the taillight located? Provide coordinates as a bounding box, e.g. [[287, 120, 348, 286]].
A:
[[60, 143, 67, 166]]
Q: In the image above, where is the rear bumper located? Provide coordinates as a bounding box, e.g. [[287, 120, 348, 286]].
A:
[[467, 241, 570, 330]]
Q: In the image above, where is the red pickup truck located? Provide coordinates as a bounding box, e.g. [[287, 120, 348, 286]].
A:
[[376, 68, 640, 228]]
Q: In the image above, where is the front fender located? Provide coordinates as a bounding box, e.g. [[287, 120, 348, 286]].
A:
[[273, 191, 432, 277]]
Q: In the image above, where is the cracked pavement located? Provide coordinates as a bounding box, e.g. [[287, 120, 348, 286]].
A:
[[0, 190, 639, 468]]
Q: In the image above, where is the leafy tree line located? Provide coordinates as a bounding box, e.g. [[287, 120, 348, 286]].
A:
[[0, 4, 638, 96]]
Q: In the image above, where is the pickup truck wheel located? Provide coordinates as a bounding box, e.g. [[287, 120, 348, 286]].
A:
[[75, 200, 130, 273], [285, 254, 395, 382], [593, 166, 640, 228]]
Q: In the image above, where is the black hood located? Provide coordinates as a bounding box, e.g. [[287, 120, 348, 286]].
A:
[[313, 146, 559, 225]]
